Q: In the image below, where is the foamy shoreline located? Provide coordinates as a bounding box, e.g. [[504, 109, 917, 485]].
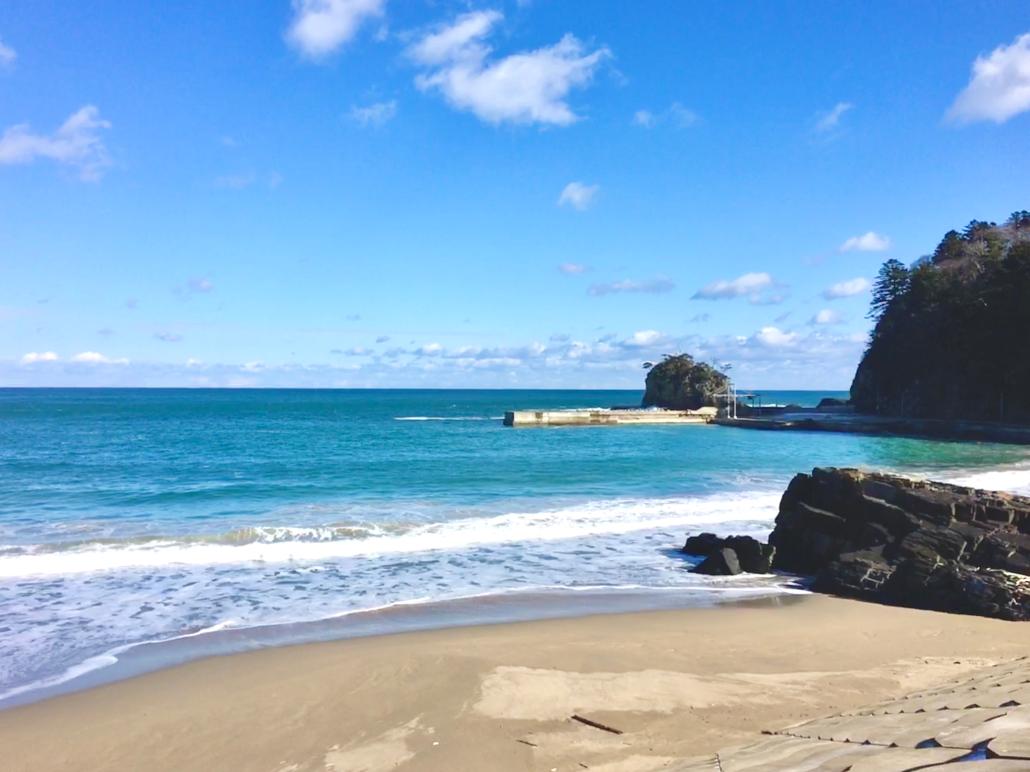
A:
[[2, 595, 1029, 771]]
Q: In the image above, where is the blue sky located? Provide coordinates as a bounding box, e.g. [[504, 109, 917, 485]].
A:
[[2, 1, 1029, 389]]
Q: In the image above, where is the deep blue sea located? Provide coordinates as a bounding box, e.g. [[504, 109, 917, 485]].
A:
[[2, 388, 1029, 706]]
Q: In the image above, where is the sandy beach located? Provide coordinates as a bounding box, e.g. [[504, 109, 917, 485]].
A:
[[2, 594, 1030, 771]]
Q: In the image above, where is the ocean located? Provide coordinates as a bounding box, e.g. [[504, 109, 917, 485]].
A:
[[2, 388, 1029, 707]]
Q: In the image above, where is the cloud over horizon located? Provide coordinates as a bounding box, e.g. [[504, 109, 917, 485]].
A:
[[588, 277, 675, 296]]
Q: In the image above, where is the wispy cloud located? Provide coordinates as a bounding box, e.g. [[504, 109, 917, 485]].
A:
[[692, 272, 779, 304], [71, 351, 129, 365], [822, 277, 870, 299], [839, 231, 890, 252], [408, 11, 610, 126], [557, 181, 599, 210], [814, 101, 854, 133], [155, 332, 183, 343], [0, 37, 16, 67], [350, 99, 398, 127], [633, 102, 698, 129], [809, 308, 844, 326], [588, 277, 675, 296], [175, 277, 214, 299], [20, 351, 58, 364], [214, 171, 257, 189], [0, 105, 112, 181], [947, 33, 1030, 124], [558, 262, 588, 274], [286, 0, 386, 58]]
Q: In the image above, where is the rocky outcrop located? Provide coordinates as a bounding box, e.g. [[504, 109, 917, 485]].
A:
[[683, 533, 775, 575], [851, 214, 1030, 422], [642, 354, 729, 411], [769, 467, 1030, 620]]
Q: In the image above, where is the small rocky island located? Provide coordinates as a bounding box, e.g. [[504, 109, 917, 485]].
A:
[[684, 467, 1030, 621]]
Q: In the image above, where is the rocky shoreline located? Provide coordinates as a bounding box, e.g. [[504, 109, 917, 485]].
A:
[[684, 467, 1030, 621]]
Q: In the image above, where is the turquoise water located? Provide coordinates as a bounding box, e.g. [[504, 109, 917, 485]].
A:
[[1, 388, 1028, 704]]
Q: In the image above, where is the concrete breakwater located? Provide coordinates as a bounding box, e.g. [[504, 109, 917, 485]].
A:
[[503, 407, 717, 427]]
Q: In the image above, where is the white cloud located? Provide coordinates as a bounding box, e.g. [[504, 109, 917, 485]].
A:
[[588, 277, 675, 296], [350, 99, 397, 127], [0, 38, 16, 67], [692, 272, 774, 301], [809, 308, 843, 326], [633, 102, 698, 129], [214, 171, 257, 189], [822, 277, 871, 299], [187, 277, 214, 293], [20, 351, 58, 364], [632, 109, 656, 128], [186, 358, 204, 368], [815, 101, 854, 132], [286, 0, 386, 58], [0, 105, 112, 180], [72, 351, 129, 365], [947, 33, 1030, 124], [557, 181, 599, 210], [408, 11, 610, 126], [558, 262, 587, 274], [625, 329, 662, 347], [752, 326, 797, 347], [839, 231, 890, 252]]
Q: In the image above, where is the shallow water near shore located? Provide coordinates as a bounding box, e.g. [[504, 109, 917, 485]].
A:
[[1, 387, 1029, 707]]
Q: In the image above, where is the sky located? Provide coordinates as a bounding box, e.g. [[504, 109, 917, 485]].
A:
[[1, 1, 1029, 390]]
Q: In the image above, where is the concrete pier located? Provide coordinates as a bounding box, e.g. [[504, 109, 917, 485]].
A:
[[503, 407, 716, 427]]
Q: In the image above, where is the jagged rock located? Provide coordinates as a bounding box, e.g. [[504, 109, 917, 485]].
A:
[[770, 467, 1030, 620], [683, 532, 724, 556], [725, 535, 776, 573], [683, 534, 776, 574], [692, 547, 741, 576]]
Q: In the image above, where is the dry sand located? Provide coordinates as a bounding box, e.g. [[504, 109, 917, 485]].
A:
[[2, 595, 1029, 771]]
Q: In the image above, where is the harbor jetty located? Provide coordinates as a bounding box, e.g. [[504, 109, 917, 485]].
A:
[[503, 407, 716, 427]]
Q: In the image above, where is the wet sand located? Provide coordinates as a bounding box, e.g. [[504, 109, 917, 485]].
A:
[[2, 594, 1029, 771]]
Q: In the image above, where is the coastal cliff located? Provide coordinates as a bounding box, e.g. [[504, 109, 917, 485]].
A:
[[771, 468, 1030, 620], [851, 212, 1030, 421], [641, 354, 728, 410], [683, 467, 1030, 620]]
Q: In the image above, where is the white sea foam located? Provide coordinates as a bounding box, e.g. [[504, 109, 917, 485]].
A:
[[0, 491, 780, 578], [942, 467, 1030, 496]]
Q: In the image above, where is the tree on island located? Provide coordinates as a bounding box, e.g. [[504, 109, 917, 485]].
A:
[[641, 354, 729, 410]]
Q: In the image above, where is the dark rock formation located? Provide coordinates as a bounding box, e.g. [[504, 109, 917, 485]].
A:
[[642, 354, 729, 411], [692, 548, 741, 576], [770, 467, 1030, 620], [683, 532, 775, 575], [851, 213, 1030, 422]]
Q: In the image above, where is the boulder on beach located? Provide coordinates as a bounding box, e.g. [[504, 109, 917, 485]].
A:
[[683, 533, 776, 575]]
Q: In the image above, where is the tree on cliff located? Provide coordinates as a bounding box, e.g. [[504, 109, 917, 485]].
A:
[[641, 354, 729, 410], [851, 213, 1030, 421]]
